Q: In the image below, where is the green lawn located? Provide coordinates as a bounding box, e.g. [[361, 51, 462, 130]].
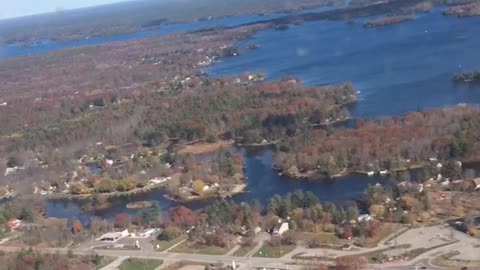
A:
[[291, 252, 332, 261], [233, 246, 252, 257], [253, 244, 295, 258], [0, 231, 14, 240], [170, 241, 230, 255], [94, 256, 115, 269], [152, 236, 185, 252], [119, 258, 162, 270]]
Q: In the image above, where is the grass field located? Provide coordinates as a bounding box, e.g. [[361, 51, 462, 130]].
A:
[[119, 258, 163, 270], [170, 241, 230, 255], [152, 236, 186, 252], [291, 252, 332, 261], [233, 246, 253, 257], [94, 256, 115, 269], [253, 244, 296, 258]]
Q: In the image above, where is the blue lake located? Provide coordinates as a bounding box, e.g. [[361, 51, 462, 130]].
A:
[[207, 8, 480, 118], [45, 147, 394, 223]]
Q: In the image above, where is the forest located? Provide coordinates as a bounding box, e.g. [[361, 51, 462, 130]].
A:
[[0, 21, 358, 195], [274, 105, 480, 177]]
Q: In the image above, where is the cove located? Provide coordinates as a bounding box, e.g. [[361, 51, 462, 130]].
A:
[[45, 148, 403, 223]]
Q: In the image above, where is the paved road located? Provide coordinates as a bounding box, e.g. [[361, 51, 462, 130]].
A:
[[1, 225, 477, 270], [0, 245, 445, 270]]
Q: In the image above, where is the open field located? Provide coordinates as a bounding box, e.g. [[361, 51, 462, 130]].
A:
[[153, 236, 186, 252], [254, 244, 296, 258], [233, 246, 253, 257], [170, 241, 230, 255], [119, 258, 163, 270]]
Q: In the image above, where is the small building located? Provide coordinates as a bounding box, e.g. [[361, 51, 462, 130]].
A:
[[98, 229, 129, 242], [379, 169, 388, 175], [358, 214, 373, 222], [7, 219, 22, 230], [142, 228, 158, 237], [270, 222, 289, 236]]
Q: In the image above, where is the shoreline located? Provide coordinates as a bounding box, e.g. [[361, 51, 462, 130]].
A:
[[363, 15, 414, 28], [236, 140, 280, 147], [165, 183, 247, 203], [38, 182, 166, 201], [0, 192, 17, 201], [276, 161, 432, 180]]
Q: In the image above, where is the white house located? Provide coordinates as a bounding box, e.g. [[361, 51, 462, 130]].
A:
[[271, 222, 289, 236], [358, 214, 373, 222], [379, 170, 388, 175], [98, 229, 129, 242]]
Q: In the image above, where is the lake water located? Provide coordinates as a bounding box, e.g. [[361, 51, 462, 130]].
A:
[[6, 7, 480, 221], [0, 13, 287, 59], [45, 147, 393, 223], [207, 8, 480, 118]]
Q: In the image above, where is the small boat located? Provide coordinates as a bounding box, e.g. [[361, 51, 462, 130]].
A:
[[379, 170, 388, 175]]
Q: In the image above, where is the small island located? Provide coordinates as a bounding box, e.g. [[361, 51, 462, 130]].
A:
[[452, 70, 480, 83], [364, 15, 413, 28], [444, 2, 480, 17], [126, 200, 154, 209]]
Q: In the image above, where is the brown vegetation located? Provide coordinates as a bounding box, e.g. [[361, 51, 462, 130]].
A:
[[0, 23, 355, 194], [364, 15, 413, 27], [0, 249, 110, 270], [444, 2, 480, 17], [274, 105, 480, 176]]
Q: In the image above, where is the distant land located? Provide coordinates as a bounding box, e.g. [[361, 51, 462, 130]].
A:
[[0, 0, 340, 45]]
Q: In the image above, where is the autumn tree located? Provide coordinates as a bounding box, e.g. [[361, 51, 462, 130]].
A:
[[340, 224, 353, 240], [399, 195, 419, 210], [158, 226, 182, 241], [70, 182, 87, 195], [368, 204, 385, 218], [94, 179, 116, 193], [71, 219, 82, 234], [192, 179, 206, 195], [169, 206, 196, 228], [114, 213, 130, 229]]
